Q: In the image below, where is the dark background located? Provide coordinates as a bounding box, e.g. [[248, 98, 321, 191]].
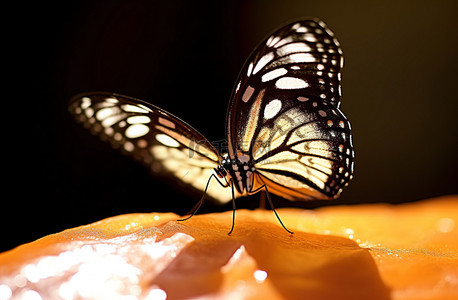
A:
[[4, 0, 457, 252]]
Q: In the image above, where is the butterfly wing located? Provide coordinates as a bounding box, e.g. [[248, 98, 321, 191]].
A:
[[69, 92, 233, 203], [225, 19, 354, 201]]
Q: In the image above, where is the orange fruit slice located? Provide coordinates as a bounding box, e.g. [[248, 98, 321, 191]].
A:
[[0, 196, 457, 300]]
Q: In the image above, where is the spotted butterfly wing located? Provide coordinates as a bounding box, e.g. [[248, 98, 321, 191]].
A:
[[70, 18, 354, 210], [69, 92, 235, 203], [226, 19, 354, 200]]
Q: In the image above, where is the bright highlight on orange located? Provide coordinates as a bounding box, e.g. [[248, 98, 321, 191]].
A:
[[0, 196, 457, 299]]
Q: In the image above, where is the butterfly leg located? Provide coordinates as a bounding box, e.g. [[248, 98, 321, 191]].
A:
[[177, 195, 204, 222], [251, 174, 266, 209], [177, 174, 215, 222], [177, 173, 230, 222], [228, 178, 236, 235], [250, 184, 294, 234]]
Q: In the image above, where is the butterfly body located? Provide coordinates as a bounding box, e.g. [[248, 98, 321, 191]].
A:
[[70, 18, 355, 232], [215, 154, 256, 195]]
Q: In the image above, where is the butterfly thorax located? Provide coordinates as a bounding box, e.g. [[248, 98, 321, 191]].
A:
[[215, 153, 256, 194]]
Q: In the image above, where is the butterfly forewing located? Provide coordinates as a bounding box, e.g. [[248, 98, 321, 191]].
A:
[[69, 92, 233, 203], [225, 19, 354, 200]]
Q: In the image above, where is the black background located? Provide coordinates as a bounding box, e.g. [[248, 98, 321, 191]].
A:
[[4, 0, 458, 252]]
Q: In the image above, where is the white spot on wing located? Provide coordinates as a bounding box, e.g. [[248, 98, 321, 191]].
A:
[[289, 53, 317, 63], [303, 33, 318, 42], [125, 124, 150, 138], [275, 77, 309, 89], [292, 23, 301, 30], [80, 97, 91, 109], [247, 62, 253, 77], [95, 107, 121, 121], [121, 104, 149, 113], [101, 114, 127, 128], [295, 26, 308, 33], [261, 68, 287, 82], [264, 99, 282, 120], [276, 42, 312, 56], [84, 107, 94, 118], [253, 52, 274, 75], [127, 116, 151, 124], [274, 37, 293, 48], [155, 134, 180, 147], [266, 36, 280, 47], [105, 97, 119, 104]]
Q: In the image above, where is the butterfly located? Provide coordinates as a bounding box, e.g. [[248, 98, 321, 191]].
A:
[[69, 18, 355, 234]]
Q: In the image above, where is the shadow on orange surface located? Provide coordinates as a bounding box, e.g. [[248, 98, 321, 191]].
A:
[[152, 218, 390, 300]]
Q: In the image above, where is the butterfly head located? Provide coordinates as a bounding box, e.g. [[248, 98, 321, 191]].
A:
[[214, 153, 256, 194]]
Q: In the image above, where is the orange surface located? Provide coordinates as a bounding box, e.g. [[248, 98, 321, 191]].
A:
[[0, 195, 457, 300]]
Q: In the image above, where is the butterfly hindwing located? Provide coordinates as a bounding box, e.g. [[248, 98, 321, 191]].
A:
[[251, 95, 354, 200], [225, 19, 354, 200], [69, 92, 233, 203]]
